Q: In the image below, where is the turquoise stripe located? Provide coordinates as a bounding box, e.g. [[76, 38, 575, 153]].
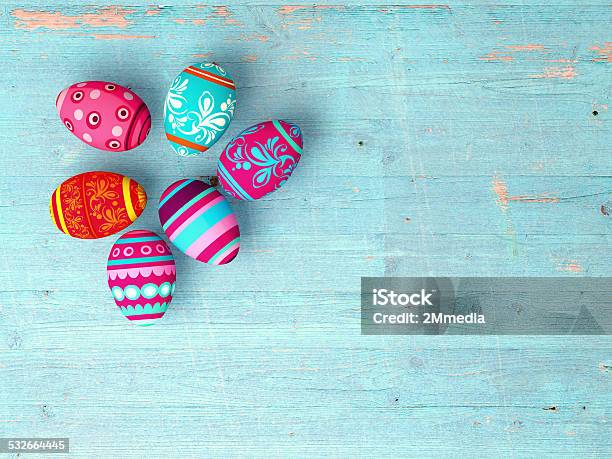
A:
[[172, 200, 233, 251], [120, 302, 169, 316], [208, 237, 240, 265], [273, 120, 302, 155], [159, 179, 194, 208], [107, 255, 174, 266], [162, 187, 215, 230], [217, 162, 253, 201], [115, 236, 161, 244]]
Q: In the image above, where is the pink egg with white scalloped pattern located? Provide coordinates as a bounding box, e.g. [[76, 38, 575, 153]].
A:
[[56, 81, 151, 152]]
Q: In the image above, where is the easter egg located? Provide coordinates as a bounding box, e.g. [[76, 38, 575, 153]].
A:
[[50, 171, 147, 239], [107, 230, 176, 326], [158, 179, 240, 264], [163, 62, 236, 156], [56, 81, 151, 151], [217, 120, 303, 201]]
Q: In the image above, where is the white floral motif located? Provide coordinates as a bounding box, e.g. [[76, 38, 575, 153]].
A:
[[164, 76, 190, 130]]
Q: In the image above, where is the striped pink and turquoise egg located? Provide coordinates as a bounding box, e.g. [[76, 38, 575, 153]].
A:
[[107, 230, 176, 326], [158, 179, 240, 265]]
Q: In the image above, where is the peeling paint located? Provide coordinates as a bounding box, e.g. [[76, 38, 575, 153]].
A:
[[492, 176, 559, 205], [491, 174, 518, 256], [590, 42, 611, 62], [236, 33, 270, 42], [224, 18, 243, 26], [145, 7, 161, 16], [172, 17, 206, 26], [12, 7, 134, 30], [378, 4, 450, 13], [480, 52, 513, 62], [492, 175, 509, 212], [556, 260, 583, 273], [283, 50, 317, 61], [530, 66, 576, 79], [212, 6, 232, 17], [546, 58, 577, 63], [208, 5, 242, 26], [506, 44, 545, 51], [278, 5, 346, 15], [192, 52, 213, 59], [278, 6, 307, 15], [507, 194, 560, 203], [91, 33, 154, 40]]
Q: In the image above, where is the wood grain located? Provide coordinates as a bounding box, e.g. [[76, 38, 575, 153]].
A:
[[0, 2, 610, 457]]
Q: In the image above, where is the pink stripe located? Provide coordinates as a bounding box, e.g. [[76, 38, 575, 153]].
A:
[[168, 195, 225, 240], [184, 214, 238, 259], [126, 312, 165, 320], [213, 242, 240, 265], [107, 264, 176, 281], [122, 229, 154, 237], [159, 179, 187, 203]]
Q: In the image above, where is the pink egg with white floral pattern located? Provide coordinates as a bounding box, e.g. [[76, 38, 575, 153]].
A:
[[56, 81, 151, 152]]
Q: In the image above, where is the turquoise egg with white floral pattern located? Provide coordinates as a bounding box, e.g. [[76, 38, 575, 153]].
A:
[[163, 62, 236, 156]]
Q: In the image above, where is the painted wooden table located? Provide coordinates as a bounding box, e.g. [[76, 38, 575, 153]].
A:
[[0, 2, 610, 457]]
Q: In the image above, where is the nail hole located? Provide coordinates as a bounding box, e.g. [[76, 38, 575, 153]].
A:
[[358, 141, 364, 146], [592, 110, 598, 116]]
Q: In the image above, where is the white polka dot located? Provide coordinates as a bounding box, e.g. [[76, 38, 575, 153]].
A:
[[76, 82, 87, 88], [83, 133, 92, 142], [124, 286, 139, 300], [123, 91, 134, 100], [112, 126, 123, 136], [159, 283, 171, 297], [74, 109, 83, 120], [89, 89, 100, 100], [142, 285, 157, 298], [112, 286, 124, 301]]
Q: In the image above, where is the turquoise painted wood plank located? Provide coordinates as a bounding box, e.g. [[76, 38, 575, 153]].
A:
[[0, 2, 610, 458]]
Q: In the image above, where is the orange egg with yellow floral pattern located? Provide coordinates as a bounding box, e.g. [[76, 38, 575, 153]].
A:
[[50, 171, 147, 239]]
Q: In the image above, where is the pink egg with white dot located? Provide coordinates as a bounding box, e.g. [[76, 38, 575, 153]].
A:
[[56, 81, 151, 152]]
